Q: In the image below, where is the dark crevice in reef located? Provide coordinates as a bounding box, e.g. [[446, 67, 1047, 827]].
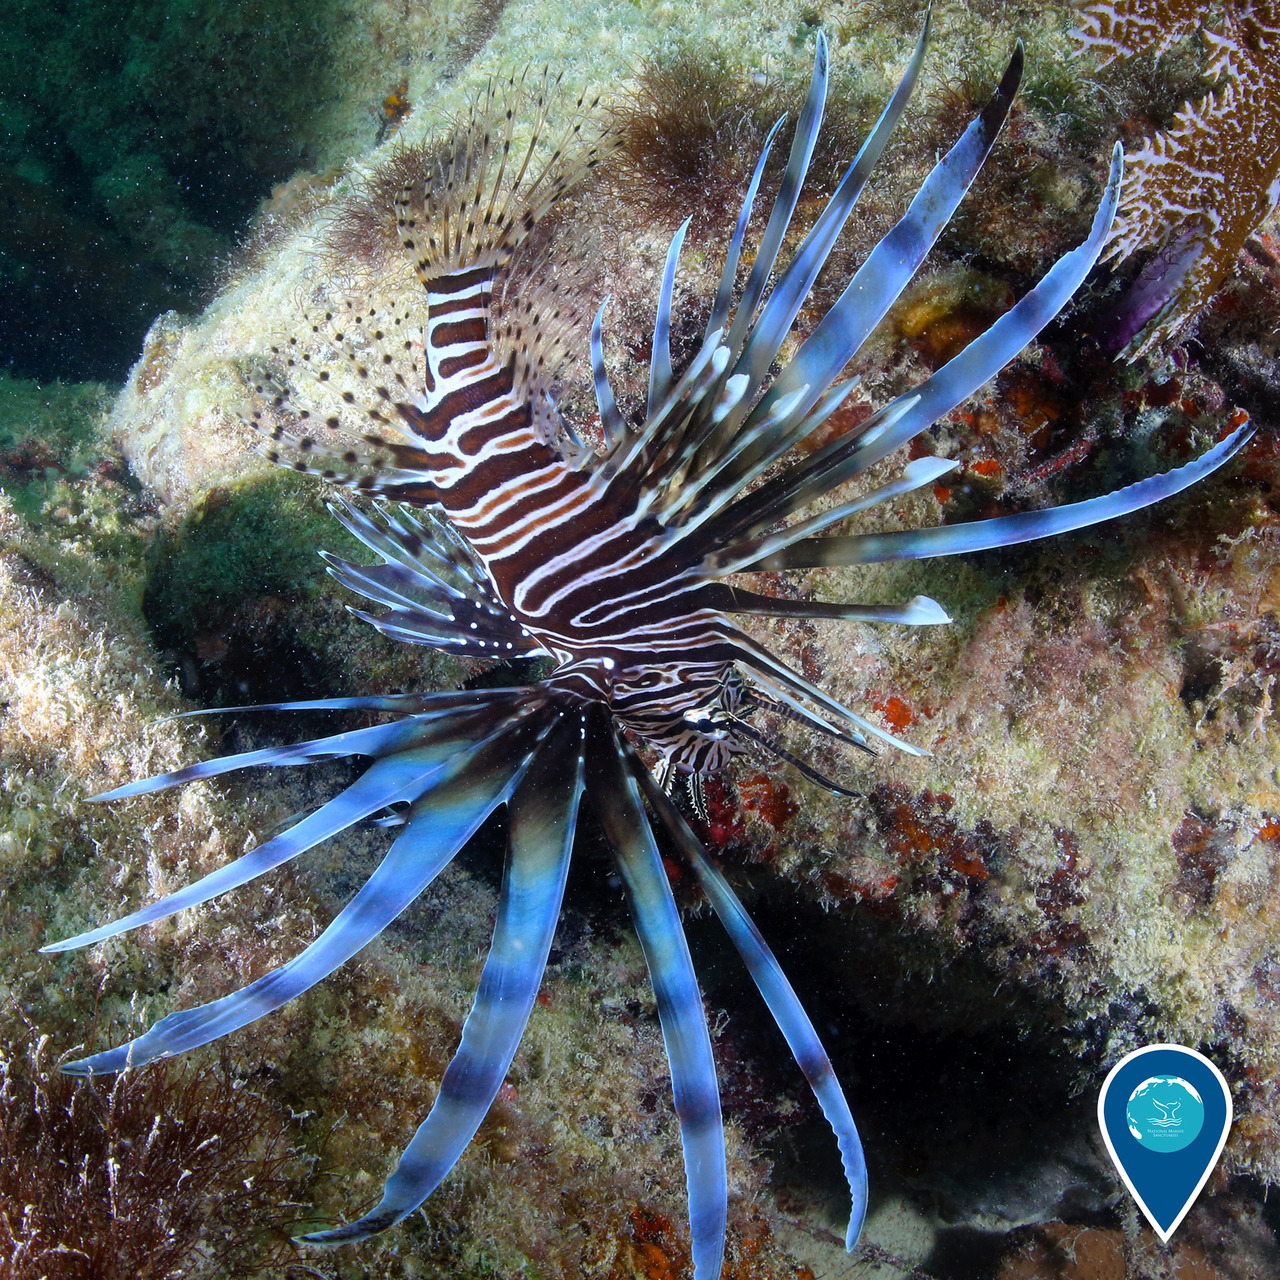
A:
[[1179, 647, 1225, 716], [140, 471, 365, 712], [0, 0, 346, 383], [682, 888, 1117, 1275]]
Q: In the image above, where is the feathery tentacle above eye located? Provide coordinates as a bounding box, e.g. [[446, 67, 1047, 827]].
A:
[[322, 500, 549, 656]]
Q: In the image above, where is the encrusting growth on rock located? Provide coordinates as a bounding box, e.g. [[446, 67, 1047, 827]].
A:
[[0, 1030, 299, 1280], [1074, 0, 1280, 355]]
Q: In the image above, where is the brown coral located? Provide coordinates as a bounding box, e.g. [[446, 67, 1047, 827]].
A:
[[1074, 0, 1280, 355]]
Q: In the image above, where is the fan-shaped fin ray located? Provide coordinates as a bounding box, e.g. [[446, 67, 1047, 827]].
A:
[[152, 689, 524, 723], [244, 351, 441, 503], [60, 714, 548, 1076], [705, 141, 1121, 548], [46, 755, 444, 954], [675, 14, 929, 487], [251, 426, 440, 503], [600, 339, 729, 487], [591, 298, 626, 451], [493, 234, 602, 419], [797, 144, 1126, 496], [719, 587, 951, 626], [398, 68, 613, 278], [323, 504, 545, 655], [89, 696, 529, 801], [703, 395, 921, 550], [711, 454, 956, 573], [330, 499, 488, 590], [677, 37, 831, 476], [718, 8, 931, 423], [649, 218, 692, 417], [660, 384, 811, 532], [666, 377, 861, 530], [349, 607, 544, 656], [630, 760, 868, 1249], [89, 719, 440, 802], [705, 118, 785, 339], [322, 554, 466, 610], [758, 41, 1024, 429], [633, 361, 753, 509], [300, 711, 586, 1244], [324, 554, 541, 655], [586, 712, 726, 1280], [46, 702, 539, 952], [724, 33, 829, 357], [754, 420, 1254, 570]]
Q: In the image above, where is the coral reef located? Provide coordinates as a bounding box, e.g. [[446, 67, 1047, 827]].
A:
[[5, 0, 1280, 1275], [1074, 0, 1280, 355]]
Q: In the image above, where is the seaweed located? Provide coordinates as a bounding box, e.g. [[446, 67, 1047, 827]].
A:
[[0, 1029, 302, 1280]]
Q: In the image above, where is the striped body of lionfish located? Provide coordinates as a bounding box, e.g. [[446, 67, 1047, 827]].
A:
[[44, 17, 1251, 1279]]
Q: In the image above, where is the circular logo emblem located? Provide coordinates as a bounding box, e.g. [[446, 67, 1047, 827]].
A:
[[1126, 1076, 1205, 1153]]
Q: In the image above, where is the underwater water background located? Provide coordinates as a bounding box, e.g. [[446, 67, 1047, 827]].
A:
[[0, 0, 346, 383], [2, 0, 1280, 1278]]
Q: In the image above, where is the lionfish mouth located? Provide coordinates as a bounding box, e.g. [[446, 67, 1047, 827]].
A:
[[42, 11, 1249, 1278]]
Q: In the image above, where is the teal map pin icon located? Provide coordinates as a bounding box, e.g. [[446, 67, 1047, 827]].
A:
[[1097, 1044, 1232, 1242]]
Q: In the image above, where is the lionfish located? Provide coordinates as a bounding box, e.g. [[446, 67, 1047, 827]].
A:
[[44, 16, 1250, 1279]]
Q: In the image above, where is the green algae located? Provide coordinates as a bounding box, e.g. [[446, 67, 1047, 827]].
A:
[[0, 376, 154, 599], [0, 375, 112, 456], [0, 375, 115, 523], [0, 376, 111, 534], [143, 469, 357, 646]]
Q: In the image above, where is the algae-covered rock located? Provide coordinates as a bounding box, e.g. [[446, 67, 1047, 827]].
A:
[[0, 407, 795, 1278], [8, 0, 1280, 1276], [144, 470, 348, 641]]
